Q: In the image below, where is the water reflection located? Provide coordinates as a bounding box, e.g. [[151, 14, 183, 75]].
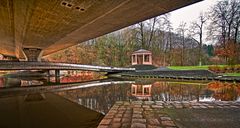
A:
[[56, 81, 240, 114], [131, 84, 152, 100], [0, 75, 240, 125], [0, 92, 103, 128], [207, 81, 240, 101]]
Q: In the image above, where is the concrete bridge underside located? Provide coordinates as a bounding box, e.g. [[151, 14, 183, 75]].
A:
[[0, 0, 201, 61]]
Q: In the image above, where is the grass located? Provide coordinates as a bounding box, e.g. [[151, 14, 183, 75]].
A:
[[168, 65, 240, 77], [168, 65, 209, 70], [222, 73, 240, 76], [168, 65, 227, 70]]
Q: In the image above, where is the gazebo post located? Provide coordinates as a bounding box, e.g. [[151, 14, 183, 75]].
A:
[[142, 53, 145, 64], [132, 55, 134, 65]]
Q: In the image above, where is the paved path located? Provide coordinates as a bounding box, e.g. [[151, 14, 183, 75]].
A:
[[98, 101, 240, 128], [0, 61, 135, 72]]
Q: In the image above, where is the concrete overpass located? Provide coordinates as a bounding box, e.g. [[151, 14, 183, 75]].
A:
[[0, 0, 202, 61]]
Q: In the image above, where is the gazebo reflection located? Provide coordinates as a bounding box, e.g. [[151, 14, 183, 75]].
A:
[[131, 84, 152, 100]]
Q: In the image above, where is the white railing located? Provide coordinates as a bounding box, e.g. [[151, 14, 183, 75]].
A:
[[0, 61, 135, 71]]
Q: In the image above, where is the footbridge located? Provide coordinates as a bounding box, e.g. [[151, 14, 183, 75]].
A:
[[0, 61, 135, 73]]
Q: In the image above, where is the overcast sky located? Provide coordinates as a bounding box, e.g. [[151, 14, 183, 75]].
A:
[[169, 0, 218, 30], [169, 0, 220, 44]]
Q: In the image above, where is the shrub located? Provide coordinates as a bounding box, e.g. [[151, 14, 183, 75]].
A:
[[208, 65, 221, 73]]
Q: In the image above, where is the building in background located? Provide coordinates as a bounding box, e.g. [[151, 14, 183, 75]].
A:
[[131, 49, 152, 65]]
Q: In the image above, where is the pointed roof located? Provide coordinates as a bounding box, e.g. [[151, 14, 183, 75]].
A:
[[132, 49, 151, 54]]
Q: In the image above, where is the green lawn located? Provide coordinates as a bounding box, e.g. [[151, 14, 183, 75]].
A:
[[168, 65, 240, 77], [168, 65, 227, 70], [168, 65, 209, 70]]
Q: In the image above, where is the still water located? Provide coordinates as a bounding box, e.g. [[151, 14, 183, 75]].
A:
[[0, 75, 239, 128]]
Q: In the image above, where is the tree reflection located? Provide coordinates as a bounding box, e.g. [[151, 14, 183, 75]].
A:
[[207, 81, 240, 101], [55, 81, 240, 113]]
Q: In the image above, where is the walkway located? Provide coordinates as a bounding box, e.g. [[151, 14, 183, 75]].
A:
[[0, 61, 135, 72], [98, 101, 240, 128]]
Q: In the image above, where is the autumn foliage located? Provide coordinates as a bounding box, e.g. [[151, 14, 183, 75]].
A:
[[214, 40, 240, 64], [208, 65, 240, 73], [208, 81, 240, 101]]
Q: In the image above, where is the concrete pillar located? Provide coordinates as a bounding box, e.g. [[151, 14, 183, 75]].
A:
[[22, 48, 42, 61], [150, 54, 152, 64], [132, 55, 136, 65], [135, 55, 137, 63], [132, 55, 134, 65], [46, 70, 50, 83], [46, 70, 50, 76], [55, 70, 60, 83], [142, 54, 145, 64], [132, 54, 138, 65]]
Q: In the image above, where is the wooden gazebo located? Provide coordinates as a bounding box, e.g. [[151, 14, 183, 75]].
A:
[[131, 49, 152, 65]]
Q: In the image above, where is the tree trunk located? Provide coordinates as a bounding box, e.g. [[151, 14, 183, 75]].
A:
[[199, 32, 202, 66], [140, 22, 145, 49]]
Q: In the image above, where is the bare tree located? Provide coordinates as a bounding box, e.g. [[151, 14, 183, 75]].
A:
[[176, 22, 187, 66], [209, 0, 240, 42], [148, 17, 157, 47], [163, 16, 173, 66], [189, 13, 207, 66], [136, 17, 158, 49], [139, 22, 145, 48], [208, 0, 240, 64]]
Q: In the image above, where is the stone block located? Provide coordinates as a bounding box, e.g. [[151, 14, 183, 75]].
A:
[[132, 114, 143, 118], [152, 105, 163, 109], [115, 114, 123, 118], [122, 118, 131, 123], [160, 117, 172, 121], [100, 119, 112, 125], [161, 121, 176, 127], [131, 123, 146, 128], [111, 123, 121, 128], [132, 119, 147, 123], [147, 125, 162, 128], [113, 118, 121, 122], [148, 119, 160, 125]]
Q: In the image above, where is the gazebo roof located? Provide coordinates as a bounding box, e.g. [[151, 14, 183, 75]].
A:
[[132, 49, 151, 54]]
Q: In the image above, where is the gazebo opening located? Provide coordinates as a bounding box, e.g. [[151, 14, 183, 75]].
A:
[[131, 49, 152, 65]]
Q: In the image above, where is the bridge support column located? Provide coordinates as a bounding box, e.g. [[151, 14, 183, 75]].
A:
[[55, 70, 60, 83], [46, 70, 50, 83], [46, 70, 50, 76], [22, 48, 42, 61]]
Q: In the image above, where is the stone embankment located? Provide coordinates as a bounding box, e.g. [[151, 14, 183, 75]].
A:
[[112, 70, 240, 82]]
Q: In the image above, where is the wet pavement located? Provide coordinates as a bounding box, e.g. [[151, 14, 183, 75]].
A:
[[164, 108, 240, 128], [98, 101, 240, 128]]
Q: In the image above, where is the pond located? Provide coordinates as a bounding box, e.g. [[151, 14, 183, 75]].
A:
[[0, 75, 239, 128]]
